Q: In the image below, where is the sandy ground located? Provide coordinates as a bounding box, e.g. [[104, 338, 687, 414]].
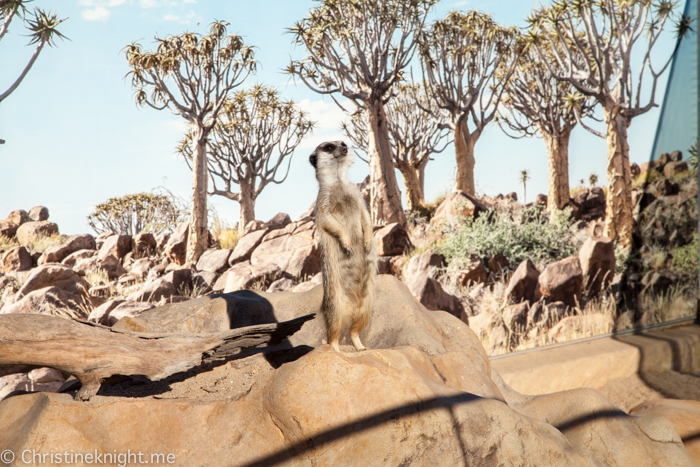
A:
[[598, 370, 700, 413]]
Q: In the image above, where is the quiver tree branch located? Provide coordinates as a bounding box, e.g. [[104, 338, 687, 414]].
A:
[[287, 0, 438, 225], [342, 82, 449, 210], [124, 21, 256, 262], [499, 38, 595, 219], [179, 84, 314, 236], [419, 10, 521, 196], [0, 313, 315, 401], [526, 0, 691, 247]]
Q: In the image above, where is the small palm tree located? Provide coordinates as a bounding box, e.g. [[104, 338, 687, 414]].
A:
[[519, 169, 530, 204], [589, 173, 599, 187]]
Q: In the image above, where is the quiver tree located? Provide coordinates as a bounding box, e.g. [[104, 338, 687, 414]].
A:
[[87, 192, 186, 236], [1, 0, 66, 104], [342, 82, 449, 210], [179, 85, 314, 236], [499, 40, 594, 220], [125, 21, 256, 262], [419, 10, 520, 196], [527, 0, 692, 247], [287, 0, 438, 225]]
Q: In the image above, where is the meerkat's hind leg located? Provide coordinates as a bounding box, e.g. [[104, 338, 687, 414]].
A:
[[349, 300, 371, 351]]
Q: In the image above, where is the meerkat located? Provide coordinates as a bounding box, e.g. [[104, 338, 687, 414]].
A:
[[310, 140, 377, 352]]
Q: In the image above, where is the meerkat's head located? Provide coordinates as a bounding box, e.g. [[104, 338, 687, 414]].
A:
[[309, 141, 352, 181]]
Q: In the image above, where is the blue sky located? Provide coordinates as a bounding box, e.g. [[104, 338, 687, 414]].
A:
[[0, 0, 683, 235]]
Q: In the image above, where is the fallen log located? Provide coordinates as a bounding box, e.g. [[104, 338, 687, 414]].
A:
[[0, 313, 315, 401]]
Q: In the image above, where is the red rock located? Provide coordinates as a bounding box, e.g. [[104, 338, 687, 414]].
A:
[[536, 257, 583, 307], [27, 206, 49, 222], [487, 253, 510, 273], [503, 302, 529, 331], [0, 210, 29, 238], [132, 233, 157, 256], [374, 223, 412, 256], [1, 246, 32, 272], [504, 259, 540, 305], [196, 248, 232, 273], [579, 236, 615, 295], [97, 234, 132, 260], [15, 221, 58, 245], [430, 191, 488, 227], [223, 261, 281, 292], [17, 264, 89, 298], [39, 234, 95, 265]]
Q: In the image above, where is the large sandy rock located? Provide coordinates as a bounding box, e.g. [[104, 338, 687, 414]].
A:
[[630, 399, 700, 464], [27, 206, 49, 222], [579, 236, 615, 295], [196, 248, 231, 273], [664, 161, 689, 178], [374, 222, 412, 256], [132, 232, 157, 256], [250, 222, 320, 278], [223, 261, 281, 293], [504, 259, 540, 305], [1, 246, 32, 272], [228, 228, 268, 266], [430, 191, 488, 227], [15, 221, 58, 246], [164, 222, 189, 265], [0, 209, 29, 238], [39, 234, 95, 265], [406, 274, 466, 323], [537, 256, 583, 307], [73, 254, 126, 280], [0, 286, 88, 316], [16, 264, 89, 298], [97, 234, 132, 261]]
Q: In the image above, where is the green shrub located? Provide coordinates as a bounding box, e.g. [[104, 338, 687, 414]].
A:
[[435, 205, 577, 267], [88, 191, 186, 235], [671, 234, 699, 278]]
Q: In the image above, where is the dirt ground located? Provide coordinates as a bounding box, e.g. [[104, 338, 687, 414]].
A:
[[598, 370, 700, 413]]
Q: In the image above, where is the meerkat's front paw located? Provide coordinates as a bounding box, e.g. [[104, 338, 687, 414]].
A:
[[344, 247, 354, 256]]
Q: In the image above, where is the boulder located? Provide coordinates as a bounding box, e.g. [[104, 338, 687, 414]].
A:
[[129, 258, 154, 280], [536, 257, 583, 307], [0, 209, 29, 238], [229, 229, 269, 266], [164, 222, 189, 265], [244, 220, 266, 235], [373, 223, 412, 256], [503, 302, 529, 331], [658, 178, 680, 196], [224, 261, 281, 293], [504, 259, 540, 305], [132, 233, 157, 257], [0, 372, 63, 402], [126, 277, 176, 303], [39, 234, 96, 265], [73, 254, 126, 280], [630, 163, 641, 178], [535, 193, 548, 206], [430, 191, 488, 227], [196, 248, 232, 274], [505, 192, 518, 201], [487, 253, 510, 273], [250, 226, 321, 278], [97, 234, 132, 261], [406, 274, 466, 323], [579, 236, 616, 295], [404, 250, 445, 283], [106, 301, 156, 326], [27, 206, 49, 222], [163, 268, 192, 293], [1, 246, 32, 272], [641, 270, 675, 295], [15, 221, 59, 246], [88, 299, 125, 325], [454, 256, 489, 286], [264, 212, 292, 230], [630, 399, 700, 464], [267, 278, 296, 293], [669, 150, 683, 162], [5, 275, 695, 467], [664, 161, 688, 178], [0, 286, 88, 317], [16, 264, 89, 299], [155, 232, 170, 253]]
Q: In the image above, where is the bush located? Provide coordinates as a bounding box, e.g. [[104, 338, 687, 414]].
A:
[[435, 206, 577, 267], [88, 191, 186, 235], [671, 234, 699, 278]]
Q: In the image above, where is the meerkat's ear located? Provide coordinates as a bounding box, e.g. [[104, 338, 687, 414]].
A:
[[309, 152, 318, 168]]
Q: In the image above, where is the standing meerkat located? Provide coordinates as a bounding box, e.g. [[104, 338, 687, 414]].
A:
[[310, 140, 377, 352]]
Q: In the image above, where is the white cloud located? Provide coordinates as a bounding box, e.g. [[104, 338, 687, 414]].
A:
[[296, 98, 354, 150], [162, 11, 198, 24], [81, 6, 110, 21]]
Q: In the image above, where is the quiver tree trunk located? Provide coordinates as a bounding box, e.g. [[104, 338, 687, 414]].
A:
[[542, 127, 572, 221], [367, 98, 407, 226], [397, 156, 425, 211], [238, 180, 256, 237], [603, 106, 634, 248], [454, 118, 478, 196], [186, 129, 210, 263]]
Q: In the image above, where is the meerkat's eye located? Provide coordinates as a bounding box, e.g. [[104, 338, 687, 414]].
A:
[[324, 144, 335, 152]]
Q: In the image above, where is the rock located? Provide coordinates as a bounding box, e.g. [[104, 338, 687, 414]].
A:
[[536, 257, 583, 308], [641, 270, 675, 295], [454, 256, 489, 286], [267, 278, 296, 293], [0, 372, 64, 401], [669, 150, 683, 162], [28, 367, 63, 385], [0, 210, 29, 238], [97, 234, 132, 261], [487, 253, 510, 273], [132, 233, 157, 257], [374, 223, 412, 256], [658, 178, 681, 196], [196, 248, 232, 274], [503, 302, 529, 331], [106, 301, 156, 326], [406, 274, 466, 323], [126, 277, 176, 303], [527, 300, 545, 326], [88, 299, 125, 325], [1, 246, 32, 272], [250, 226, 321, 278], [404, 250, 446, 283], [224, 261, 281, 293], [16, 264, 89, 299], [15, 221, 59, 246], [129, 258, 153, 280], [545, 301, 569, 323], [244, 219, 266, 235], [264, 212, 291, 230], [164, 222, 189, 265], [0, 286, 88, 317], [579, 236, 615, 295], [547, 314, 609, 342], [504, 259, 540, 305], [39, 234, 96, 265], [505, 192, 518, 201], [27, 206, 49, 222], [630, 162, 641, 178], [154, 232, 169, 253], [586, 220, 605, 238], [291, 273, 322, 293], [430, 191, 488, 227], [630, 399, 700, 464], [163, 268, 192, 293], [228, 229, 269, 266], [664, 161, 688, 178], [535, 194, 547, 206], [73, 254, 126, 280]]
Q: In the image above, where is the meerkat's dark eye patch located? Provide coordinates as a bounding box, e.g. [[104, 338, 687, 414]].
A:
[[309, 153, 318, 168], [323, 144, 335, 152]]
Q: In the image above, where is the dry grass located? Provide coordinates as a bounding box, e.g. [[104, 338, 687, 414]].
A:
[[0, 235, 19, 252], [25, 233, 67, 255], [217, 229, 239, 250], [178, 282, 210, 299]]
